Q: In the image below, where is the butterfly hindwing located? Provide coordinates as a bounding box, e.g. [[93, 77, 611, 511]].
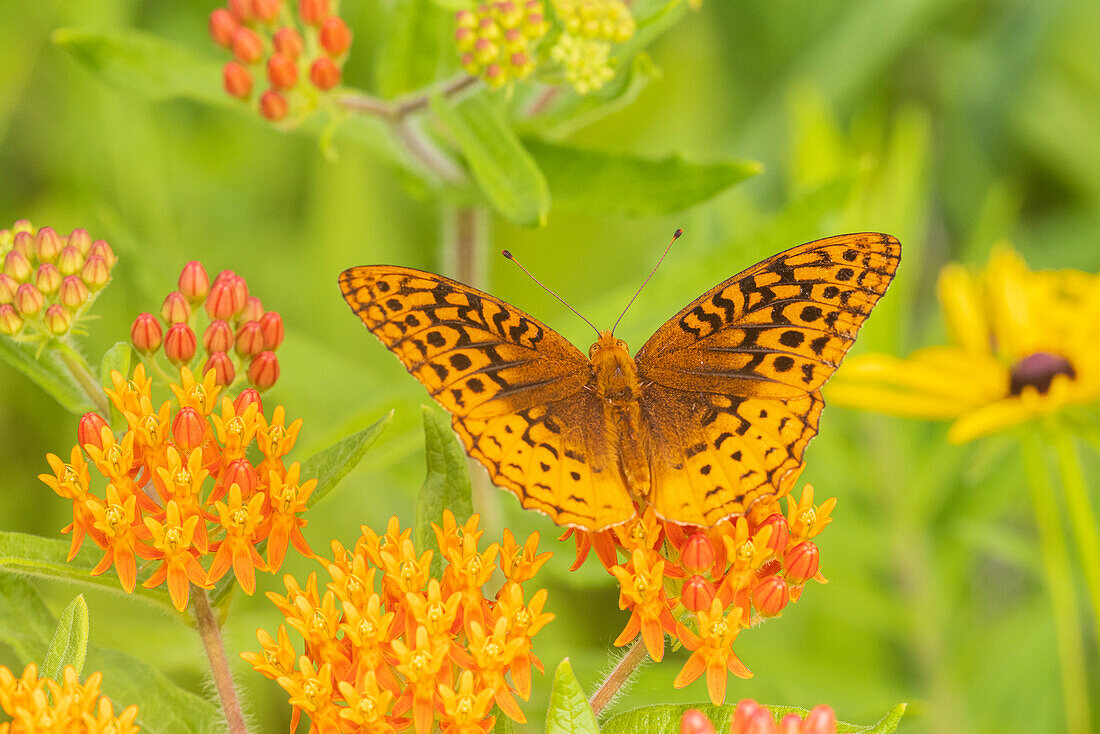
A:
[[339, 265, 636, 528]]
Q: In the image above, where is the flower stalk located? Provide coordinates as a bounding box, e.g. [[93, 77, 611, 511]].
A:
[[54, 341, 110, 416], [589, 638, 648, 718], [194, 589, 250, 734]]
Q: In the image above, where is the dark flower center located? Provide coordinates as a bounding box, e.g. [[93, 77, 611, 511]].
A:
[[1008, 351, 1077, 396]]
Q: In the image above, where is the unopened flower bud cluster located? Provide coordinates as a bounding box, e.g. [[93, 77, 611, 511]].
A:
[[549, 0, 634, 94], [0, 220, 115, 339], [455, 2, 550, 88], [210, 0, 352, 122], [130, 261, 284, 391]]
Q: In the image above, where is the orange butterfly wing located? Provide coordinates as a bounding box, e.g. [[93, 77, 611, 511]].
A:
[[635, 232, 900, 525], [338, 266, 636, 529]]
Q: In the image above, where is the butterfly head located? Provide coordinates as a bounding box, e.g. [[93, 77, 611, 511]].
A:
[[589, 330, 638, 400]]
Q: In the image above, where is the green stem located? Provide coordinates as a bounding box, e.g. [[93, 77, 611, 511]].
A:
[[589, 639, 649, 718], [1020, 429, 1091, 733], [54, 342, 109, 416], [1050, 427, 1100, 658], [193, 589, 249, 734]]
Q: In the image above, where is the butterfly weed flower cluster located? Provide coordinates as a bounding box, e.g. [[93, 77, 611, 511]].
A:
[[829, 246, 1100, 443], [210, 0, 352, 121], [0, 220, 114, 339], [244, 510, 554, 734], [39, 364, 316, 611], [565, 484, 834, 705], [0, 664, 140, 733], [130, 260, 284, 390]]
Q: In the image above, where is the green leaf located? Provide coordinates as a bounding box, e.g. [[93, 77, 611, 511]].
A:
[[302, 411, 394, 509], [526, 140, 762, 216], [42, 595, 89, 683], [52, 27, 227, 106], [600, 702, 908, 734], [99, 342, 132, 387], [0, 532, 169, 608], [431, 91, 551, 226], [491, 712, 517, 734], [0, 576, 221, 734], [415, 406, 474, 574], [545, 659, 600, 734], [0, 339, 95, 414], [375, 0, 454, 98]]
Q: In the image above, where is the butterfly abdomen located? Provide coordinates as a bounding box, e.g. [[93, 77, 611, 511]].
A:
[[589, 331, 653, 502]]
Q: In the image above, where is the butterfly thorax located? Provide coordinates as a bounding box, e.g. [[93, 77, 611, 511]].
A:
[[588, 330, 652, 500]]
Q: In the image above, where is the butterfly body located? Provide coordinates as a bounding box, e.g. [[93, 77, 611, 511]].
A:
[[340, 232, 900, 531]]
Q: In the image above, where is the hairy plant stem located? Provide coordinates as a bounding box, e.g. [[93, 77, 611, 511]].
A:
[[589, 639, 648, 718], [193, 590, 249, 734], [1020, 430, 1090, 734], [338, 75, 478, 123], [55, 342, 109, 415]]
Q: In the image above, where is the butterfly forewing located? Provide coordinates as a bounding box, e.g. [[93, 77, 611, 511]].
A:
[[339, 265, 636, 529]]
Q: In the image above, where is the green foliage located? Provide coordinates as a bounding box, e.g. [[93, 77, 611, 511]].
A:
[[42, 595, 88, 683], [415, 406, 474, 574], [545, 659, 600, 734]]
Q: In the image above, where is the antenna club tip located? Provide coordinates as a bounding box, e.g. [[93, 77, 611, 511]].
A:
[[673, 228, 684, 238], [501, 249, 513, 259]]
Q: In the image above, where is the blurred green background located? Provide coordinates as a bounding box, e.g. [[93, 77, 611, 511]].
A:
[[2, 0, 1100, 732]]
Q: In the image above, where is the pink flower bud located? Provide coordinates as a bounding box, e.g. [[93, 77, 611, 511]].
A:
[[203, 352, 236, 386], [172, 406, 206, 450], [44, 304, 71, 335], [59, 276, 90, 310], [179, 261, 210, 303], [57, 246, 84, 276], [802, 706, 837, 734], [309, 58, 340, 90], [11, 231, 33, 256], [229, 0, 252, 21], [0, 274, 17, 304], [11, 220, 33, 235], [14, 283, 44, 317], [241, 296, 264, 323], [131, 313, 163, 354], [35, 227, 63, 262], [0, 304, 22, 335], [224, 61, 254, 99], [165, 323, 198, 365], [235, 320, 265, 357], [259, 311, 284, 349], [248, 351, 279, 390], [88, 240, 116, 267], [161, 291, 191, 324], [204, 320, 235, 354], [680, 710, 717, 734], [67, 228, 92, 255], [34, 263, 61, 295], [204, 282, 236, 321], [319, 16, 351, 56], [209, 8, 239, 47], [4, 250, 32, 282], [80, 255, 110, 290], [78, 412, 110, 450]]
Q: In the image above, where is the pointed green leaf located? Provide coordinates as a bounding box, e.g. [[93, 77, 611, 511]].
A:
[[526, 140, 762, 216], [546, 659, 600, 734], [0, 339, 95, 414], [601, 702, 907, 734], [431, 92, 551, 226], [415, 406, 474, 573], [42, 595, 89, 682], [492, 711, 517, 734], [303, 411, 394, 508], [99, 342, 132, 387]]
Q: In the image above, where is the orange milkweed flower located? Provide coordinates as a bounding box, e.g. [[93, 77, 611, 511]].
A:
[[0, 664, 139, 733], [673, 598, 753, 705]]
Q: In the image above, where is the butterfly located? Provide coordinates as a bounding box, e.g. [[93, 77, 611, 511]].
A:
[[339, 232, 900, 530]]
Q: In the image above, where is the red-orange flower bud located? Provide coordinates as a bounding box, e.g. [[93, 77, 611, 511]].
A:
[[35, 227, 63, 262], [251, 0, 282, 23], [0, 275, 16, 304], [0, 304, 22, 335], [759, 513, 790, 555], [161, 291, 191, 324], [80, 255, 110, 290], [172, 406, 206, 450], [204, 352, 236, 386], [248, 351, 279, 390], [242, 296, 264, 322], [57, 245, 83, 276], [260, 89, 289, 120], [273, 27, 304, 58], [44, 304, 71, 336], [267, 53, 299, 89], [802, 706, 837, 734], [224, 61, 254, 99], [210, 8, 239, 47], [731, 701, 770, 734], [88, 240, 116, 267], [68, 228, 92, 255], [229, 0, 253, 21], [231, 27, 264, 64], [259, 311, 283, 349], [34, 263, 61, 295], [751, 575, 789, 617], [235, 321, 265, 357], [165, 323, 198, 365], [59, 276, 89, 310], [131, 313, 163, 354], [222, 458, 259, 496], [784, 541, 819, 584], [204, 320, 235, 354], [78, 412, 110, 450], [681, 574, 716, 612], [680, 533, 715, 573], [680, 709, 717, 734], [234, 388, 263, 414], [299, 0, 329, 25], [214, 269, 235, 285], [227, 276, 249, 313], [205, 283, 236, 321], [14, 283, 44, 317], [179, 261, 210, 302], [11, 231, 33, 256], [309, 57, 340, 90], [779, 714, 802, 734], [4, 250, 32, 281], [319, 17, 351, 56]]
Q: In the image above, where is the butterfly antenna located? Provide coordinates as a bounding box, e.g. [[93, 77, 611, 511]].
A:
[[612, 228, 683, 334], [502, 250, 601, 337]]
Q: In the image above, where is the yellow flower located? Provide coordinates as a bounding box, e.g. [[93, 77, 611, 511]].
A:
[[0, 664, 139, 733], [828, 246, 1100, 442]]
